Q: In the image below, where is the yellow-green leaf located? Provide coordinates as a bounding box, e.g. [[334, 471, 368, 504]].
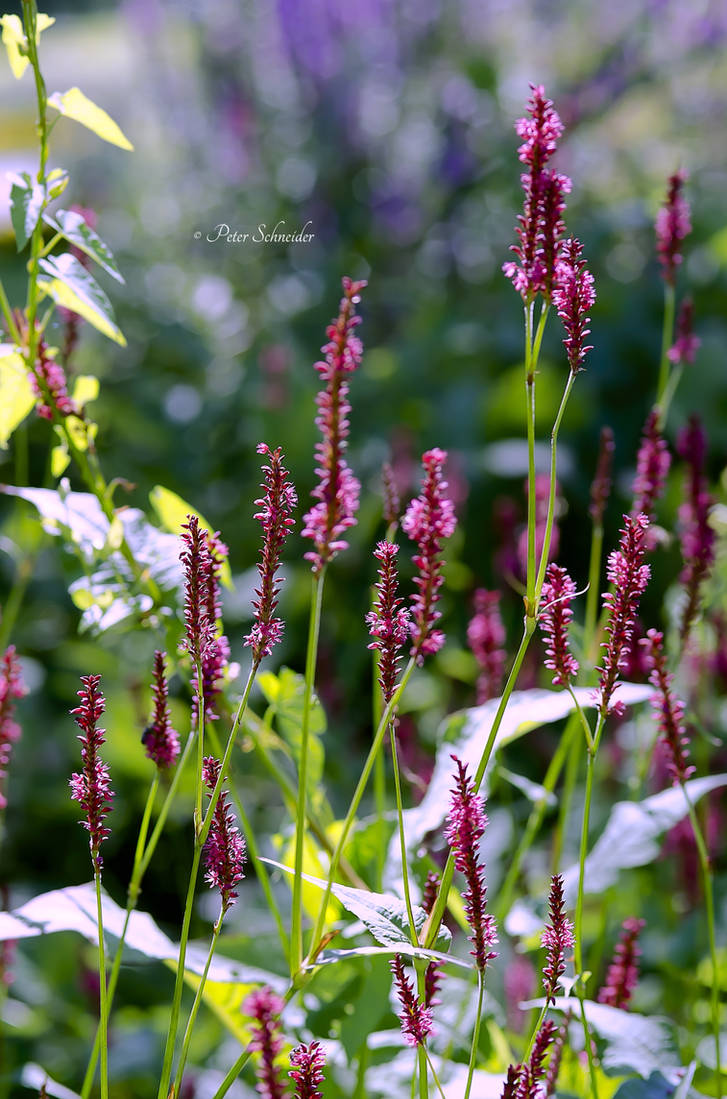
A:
[[37, 253, 126, 346], [149, 485, 232, 588], [47, 87, 133, 151], [0, 349, 35, 448], [50, 443, 70, 478], [72, 374, 100, 409], [0, 13, 54, 80]]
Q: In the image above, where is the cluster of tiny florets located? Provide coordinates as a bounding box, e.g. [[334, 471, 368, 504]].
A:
[[641, 630, 694, 785], [598, 514, 651, 716], [289, 1041, 326, 1099], [668, 298, 700, 365], [366, 541, 410, 704], [142, 650, 179, 770], [631, 410, 671, 522], [552, 237, 596, 373], [589, 426, 615, 526], [69, 675, 113, 871], [390, 954, 434, 1047], [467, 589, 506, 704], [541, 874, 575, 1005], [598, 917, 645, 1010], [539, 564, 579, 687], [656, 170, 691, 285], [202, 756, 246, 912]]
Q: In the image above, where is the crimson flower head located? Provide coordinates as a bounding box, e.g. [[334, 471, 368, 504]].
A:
[[30, 337, 78, 421], [366, 541, 410, 704], [180, 515, 215, 663], [467, 589, 506, 704], [69, 675, 113, 871], [589, 426, 615, 526], [143, 651, 180, 770], [402, 448, 457, 663], [677, 417, 715, 643], [289, 1042, 326, 1099], [390, 954, 434, 1047], [541, 874, 575, 1005], [444, 756, 498, 971], [0, 646, 25, 810], [641, 630, 694, 785], [539, 564, 579, 687], [502, 1020, 557, 1099], [656, 170, 691, 286], [202, 756, 246, 913], [598, 917, 645, 1010], [244, 443, 297, 662], [302, 277, 366, 574], [552, 237, 596, 373], [598, 514, 651, 716], [668, 298, 700, 365], [631, 410, 671, 523], [245, 986, 286, 1099]]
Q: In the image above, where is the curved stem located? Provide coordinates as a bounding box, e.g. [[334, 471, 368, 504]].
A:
[[173, 910, 224, 1095]]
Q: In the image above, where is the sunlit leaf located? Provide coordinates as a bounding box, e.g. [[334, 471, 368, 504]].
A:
[[0, 348, 35, 447], [19, 1064, 80, 1099], [0, 13, 54, 80], [44, 209, 124, 282], [37, 253, 126, 345], [8, 171, 45, 251], [47, 87, 133, 150], [149, 484, 232, 587], [258, 666, 326, 801], [71, 374, 100, 409]]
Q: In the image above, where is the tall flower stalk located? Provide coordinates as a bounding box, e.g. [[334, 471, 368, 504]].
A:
[[655, 170, 691, 416]]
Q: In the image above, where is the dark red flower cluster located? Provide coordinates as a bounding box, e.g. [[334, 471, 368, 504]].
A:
[[501, 1020, 557, 1098], [539, 564, 579, 688], [552, 237, 596, 373], [202, 756, 246, 912], [69, 675, 113, 871], [142, 650, 179, 770], [598, 514, 651, 716], [244, 443, 297, 662], [641, 630, 694, 785], [402, 448, 457, 662], [289, 1042, 326, 1099], [467, 589, 506, 704], [598, 917, 645, 1010], [302, 277, 366, 574], [444, 756, 498, 972], [656, 170, 691, 286], [366, 541, 410, 704], [541, 874, 575, 1005], [390, 954, 434, 1048], [589, 426, 615, 526], [180, 515, 216, 664], [31, 336, 78, 421], [0, 646, 25, 810], [631, 410, 671, 522], [245, 986, 286, 1099], [677, 417, 715, 643]]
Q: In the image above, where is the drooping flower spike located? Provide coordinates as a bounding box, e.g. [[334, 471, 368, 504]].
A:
[[541, 874, 575, 1005], [598, 514, 651, 716], [552, 236, 596, 374], [539, 565, 579, 688], [244, 443, 297, 662], [390, 954, 434, 1047], [641, 630, 694, 785], [0, 646, 25, 811], [656, 170, 691, 286], [631, 410, 670, 523], [402, 448, 457, 662], [302, 276, 366, 574], [444, 756, 498, 972], [677, 417, 715, 643], [598, 917, 645, 1009], [202, 756, 246, 913], [69, 675, 113, 871], [142, 650, 180, 770], [245, 986, 286, 1099], [366, 541, 410, 705], [668, 298, 700, 366], [289, 1042, 326, 1099], [467, 589, 506, 704], [589, 425, 615, 526]]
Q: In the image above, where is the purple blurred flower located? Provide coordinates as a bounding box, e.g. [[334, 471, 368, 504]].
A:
[[544, 1014, 570, 1096], [598, 917, 645, 1009], [539, 565, 579, 688], [69, 675, 113, 871], [504, 953, 536, 1032], [598, 514, 651, 716], [0, 647, 24, 811], [390, 954, 434, 1047], [641, 629, 694, 785], [366, 541, 410, 705], [631, 410, 671, 523], [382, 461, 401, 528], [552, 237, 596, 373], [656, 170, 691, 286], [590, 426, 615, 526], [467, 589, 506, 704], [677, 417, 715, 643], [668, 298, 700, 365], [541, 874, 575, 1005], [202, 756, 246, 913], [143, 651, 180, 770], [245, 986, 286, 1099], [289, 1042, 326, 1099]]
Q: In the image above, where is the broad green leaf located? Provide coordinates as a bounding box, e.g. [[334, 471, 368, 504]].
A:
[[258, 666, 326, 801], [47, 87, 133, 150], [612, 1075, 672, 1099], [8, 171, 45, 251], [44, 209, 124, 282], [0, 349, 35, 447], [19, 1064, 80, 1099], [149, 484, 232, 588], [37, 253, 126, 345], [0, 13, 54, 80], [561, 773, 727, 904]]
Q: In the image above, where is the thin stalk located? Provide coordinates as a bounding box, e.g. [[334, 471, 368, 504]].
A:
[[415, 966, 429, 1099], [655, 283, 676, 416], [525, 299, 536, 608], [583, 522, 604, 665], [373, 651, 387, 889], [423, 1048, 447, 1099], [173, 911, 224, 1095], [0, 279, 20, 343], [291, 570, 325, 973], [578, 997, 600, 1099], [390, 724, 418, 939], [533, 371, 576, 602], [194, 657, 205, 837], [463, 972, 485, 1099], [551, 717, 581, 875], [94, 869, 109, 1099]]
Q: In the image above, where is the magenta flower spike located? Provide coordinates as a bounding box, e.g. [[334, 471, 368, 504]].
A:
[[541, 874, 575, 1005], [302, 276, 366, 574], [366, 541, 410, 705], [598, 917, 645, 1010], [677, 417, 715, 643], [552, 237, 596, 373], [503, 1020, 557, 1099], [390, 954, 434, 1047], [467, 589, 506, 704], [244, 443, 297, 663], [0, 646, 25, 810], [539, 565, 579, 688], [30, 337, 78, 421], [289, 1042, 326, 1099], [668, 298, 700, 366], [444, 756, 498, 972], [544, 1016, 569, 1097], [500, 1064, 523, 1099], [245, 986, 286, 1099], [202, 756, 246, 913], [402, 448, 457, 663], [589, 426, 615, 526], [69, 675, 113, 872], [180, 515, 215, 664], [641, 629, 695, 785], [631, 410, 671, 522], [598, 514, 651, 716], [143, 651, 180, 770], [656, 170, 691, 286]]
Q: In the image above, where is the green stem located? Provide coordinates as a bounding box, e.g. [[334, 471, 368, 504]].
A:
[[0, 279, 20, 343], [390, 724, 418, 940], [423, 1048, 447, 1099], [525, 300, 536, 608], [194, 657, 205, 837], [463, 972, 485, 1099], [655, 282, 676, 418], [94, 868, 109, 1099], [551, 715, 581, 876], [583, 522, 604, 665], [173, 910, 224, 1095], [291, 569, 325, 973], [577, 997, 600, 1099], [533, 371, 576, 602]]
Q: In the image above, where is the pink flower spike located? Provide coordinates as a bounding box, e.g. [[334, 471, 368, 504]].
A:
[[244, 443, 297, 662], [631, 410, 671, 523], [598, 917, 645, 1010], [289, 1042, 326, 1099], [0, 647, 25, 811], [245, 987, 286, 1099], [366, 541, 410, 705], [390, 954, 434, 1047], [641, 630, 694, 785], [143, 651, 180, 770], [589, 426, 615, 526], [30, 336, 78, 421], [539, 564, 579, 688], [179, 515, 215, 664], [302, 277, 366, 574], [69, 675, 113, 871], [382, 461, 401, 527], [668, 298, 700, 365], [467, 589, 506, 704], [677, 417, 715, 643], [202, 756, 246, 912], [541, 874, 575, 1005], [656, 170, 691, 286], [598, 514, 651, 716], [402, 448, 457, 663], [552, 237, 596, 373]]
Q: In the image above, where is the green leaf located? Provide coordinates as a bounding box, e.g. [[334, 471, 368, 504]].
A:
[[313, 943, 469, 969], [19, 1064, 80, 1099], [44, 209, 124, 283], [258, 666, 326, 800], [612, 1075, 673, 1099], [9, 171, 45, 251], [149, 484, 232, 588], [71, 374, 100, 410], [37, 253, 126, 345], [695, 1033, 727, 1073], [0, 347, 35, 447], [561, 773, 727, 904], [498, 765, 557, 807], [47, 87, 133, 150], [0, 13, 54, 80]]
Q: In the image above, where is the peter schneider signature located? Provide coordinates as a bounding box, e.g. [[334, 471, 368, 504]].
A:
[[196, 220, 315, 244]]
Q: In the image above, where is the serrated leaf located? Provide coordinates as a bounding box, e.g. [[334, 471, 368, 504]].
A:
[[47, 87, 133, 150], [8, 171, 45, 251], [44, 209, 124, 283], [149, 484, 232, 588], [37, 253, 126, 345], [0, 13, 54, 80], [561, 773, 727, 904], [0, 348, 35, 447]]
